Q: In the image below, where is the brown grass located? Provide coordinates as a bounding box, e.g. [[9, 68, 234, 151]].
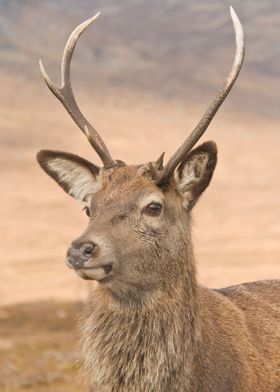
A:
[[0, 301, 83, 392]]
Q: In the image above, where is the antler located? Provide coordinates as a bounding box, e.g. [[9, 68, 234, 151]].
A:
[[157, 7, 245, 185], [39, 13, 116, 169]]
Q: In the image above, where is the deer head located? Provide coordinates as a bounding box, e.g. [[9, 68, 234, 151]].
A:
[[37, 8, 244, 299]]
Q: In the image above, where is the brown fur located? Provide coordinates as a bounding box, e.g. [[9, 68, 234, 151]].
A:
[[81, 282, 280, 392], [37, 143, 280, 391]]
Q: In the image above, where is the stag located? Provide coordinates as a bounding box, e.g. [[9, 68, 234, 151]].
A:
[[37, 8, 280, 392]]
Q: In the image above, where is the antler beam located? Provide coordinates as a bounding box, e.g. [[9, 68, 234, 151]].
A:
[[39, 13, 116, 168], [157, 7, 245, 185]]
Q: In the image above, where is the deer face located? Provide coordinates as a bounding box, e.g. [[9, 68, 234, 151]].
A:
[[37, 142, 217, 297], [37, 10, 243, 297]]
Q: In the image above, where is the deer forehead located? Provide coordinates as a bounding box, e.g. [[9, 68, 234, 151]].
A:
[[91, 165, 165, 209]]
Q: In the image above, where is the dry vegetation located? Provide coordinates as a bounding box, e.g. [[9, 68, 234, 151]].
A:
[[0, 0, 279, 390], [0, 302, 83, 391]]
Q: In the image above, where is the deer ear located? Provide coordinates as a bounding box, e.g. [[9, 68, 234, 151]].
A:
[[174, 142, 217, 210], [37, 150, 101, 201]]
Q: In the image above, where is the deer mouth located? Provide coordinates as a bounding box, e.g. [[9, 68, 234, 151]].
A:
[[67, 261, 113, 281]]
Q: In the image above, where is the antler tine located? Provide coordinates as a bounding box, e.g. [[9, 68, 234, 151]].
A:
[[157, 6, 245, 185], [39, 13, 116, 168]]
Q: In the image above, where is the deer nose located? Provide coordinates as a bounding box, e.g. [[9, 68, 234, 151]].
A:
[[66, 242, 97, 269], [80, 243, 95, 258]]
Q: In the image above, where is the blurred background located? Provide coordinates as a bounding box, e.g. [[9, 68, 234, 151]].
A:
[[0, 0, 279, 390]]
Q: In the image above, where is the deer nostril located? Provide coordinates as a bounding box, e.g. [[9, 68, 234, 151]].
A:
[[81, 243, 94, 258]]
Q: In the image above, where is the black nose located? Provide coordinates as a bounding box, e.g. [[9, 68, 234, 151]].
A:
[[66, 242, 96, 269]]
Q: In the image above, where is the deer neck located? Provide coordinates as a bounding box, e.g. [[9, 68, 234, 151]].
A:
[[81, 249, 199, 391]]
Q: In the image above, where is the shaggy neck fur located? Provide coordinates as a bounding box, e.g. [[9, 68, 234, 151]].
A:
[[80, 244, 199, 392]]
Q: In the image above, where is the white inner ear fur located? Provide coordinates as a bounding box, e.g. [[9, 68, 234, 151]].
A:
[[48, 158, 101, 201], [175, 153, 209, 208]]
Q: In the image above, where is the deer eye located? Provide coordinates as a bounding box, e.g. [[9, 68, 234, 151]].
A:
[[83, 206, 91, 217], [142, 202, 162, 217]]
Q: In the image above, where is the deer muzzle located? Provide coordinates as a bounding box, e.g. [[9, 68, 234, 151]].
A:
[[66, 242, 96, 269], [66, 241, 113, 281]]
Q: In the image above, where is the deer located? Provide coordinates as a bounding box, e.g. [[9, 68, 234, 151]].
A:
[[37, 7, 280, 392]]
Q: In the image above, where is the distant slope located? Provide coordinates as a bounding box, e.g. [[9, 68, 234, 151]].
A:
[[0, 0, 279, 117]]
